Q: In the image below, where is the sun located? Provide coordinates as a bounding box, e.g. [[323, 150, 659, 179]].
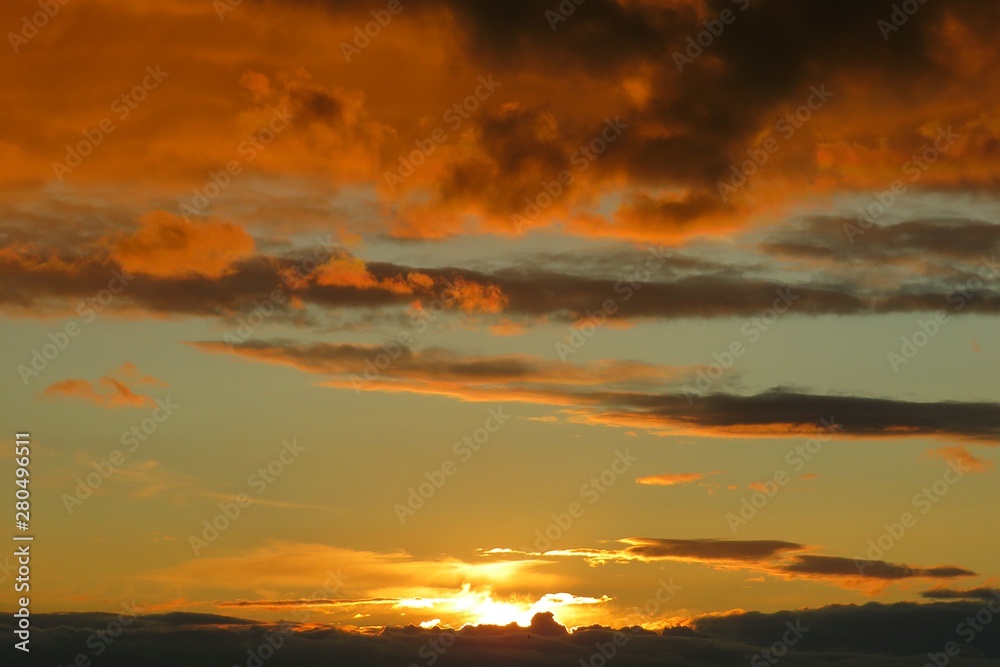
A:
[[447, 585, 536, 627], [399, 584, 609, 629], [466, 596, 536, 627]]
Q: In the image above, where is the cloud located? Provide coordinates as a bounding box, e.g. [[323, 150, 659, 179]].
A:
[[577, 390, 1000, 442], [192, 340, 678, 393], [111, 211, 255, 279], [145, 541, 564, 599], [635, 472, 718, 487], [921, 586, 1000, 601], [694, 599, 1000, 659], [194, 341, 1000, 442], [781, 555, 974, 581], [313, 255, 430, 295], [926, 445, 993, 473], [3, 223, 1000, 325], [763, 217, 1000, 267], [1, 236, 525, 322], [313, 258, 508, 313], [440, 276, 509, 314], [41, 363, 165, 409], [17, 600, 1000, 666], [617, 537, 801, 562], [490, 537, 975, 594], [254, 0, 1000, 241], [3, 0, 1000, 243], [140, 541, 609, 629]]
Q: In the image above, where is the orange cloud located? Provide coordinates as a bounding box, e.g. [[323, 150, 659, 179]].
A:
[[140, 541, 605, 628], [41, 363, 165, 409], [314, 256, 427, 295], [116, 361, 169, 387], [440, 276, 509, 314], [636, 472, 719, 487], [310, 255, 508, 314], [927, 446, 993, 474], [44, 378, 152, 409], [491, 537, 976, 596], [488, 318, 530, 336], [112, 211, 255, 279], [197, 341, 1000, 443]]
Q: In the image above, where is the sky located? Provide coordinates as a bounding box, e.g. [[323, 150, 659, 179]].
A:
[[2, 0, 1000, 664]]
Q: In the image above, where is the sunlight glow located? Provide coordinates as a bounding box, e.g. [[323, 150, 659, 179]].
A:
[[403, 584, 612, 629]]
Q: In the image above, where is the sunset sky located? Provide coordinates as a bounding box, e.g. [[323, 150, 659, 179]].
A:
[[3, 0, 1000, 664]]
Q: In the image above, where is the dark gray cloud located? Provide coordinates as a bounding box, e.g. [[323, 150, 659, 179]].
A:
[[621, 537, 801, 562], [779, 555, 975, 581], [594, 389, 1000, 442], [202, 340, 1000, 442], [7, 244, 1000, 327], [763, 217, 1000, 265], [695, 600, 1000, 659], [922, 587, 1000, 602], [10, 602, 1000, 666], [270, 0, 1000, 236], [535, 538, 976, 586]]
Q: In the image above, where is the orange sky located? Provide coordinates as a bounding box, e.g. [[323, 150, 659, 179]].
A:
[[2, 0, 1000, 646]]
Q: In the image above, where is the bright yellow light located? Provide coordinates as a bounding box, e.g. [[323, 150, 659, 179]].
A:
[[465, 596, 535, 627], [443, 585, 534, 627], [395, 585, 610, 629]]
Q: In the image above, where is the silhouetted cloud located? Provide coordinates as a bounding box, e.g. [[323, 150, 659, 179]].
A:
[[921, 587, 1000, 602], [196, 341, 1000, 442], [491, 537, 975, 597], [14, 600, 1000, 666]]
